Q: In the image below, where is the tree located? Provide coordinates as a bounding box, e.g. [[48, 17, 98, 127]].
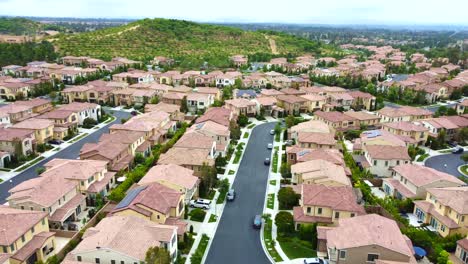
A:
[[237, 114, 248, 127], [299, 223, 317, 247], [82, 117, 98, 129], [229, 120, 241, 140], [180, 96, 188, 113], [278, 187, 300, 210], [145, 246, 171, 264], [458, 127, 468, 143], [280, 162, 291, 178], [275, 211, 294, 234], [274, 122, 282, 135], [150, 96, 159, 104], [285, 115, 295, 128], [199, 163, 217, 197]]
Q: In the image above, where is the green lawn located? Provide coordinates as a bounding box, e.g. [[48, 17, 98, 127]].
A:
[[243, 132, 250, 138], [272, 150, 279, 173], [247, 124, 255, 129], [417, 153, 430, 162], [267, 193, 275, 209], [269, 180, 277, 186], [277, 236, 317, 259], [208, 214, 217, 223], [190, 234, 210, 264], [228, 170, 235, 175], [460, 165, 468, 176], [263, 218, 283, 262]]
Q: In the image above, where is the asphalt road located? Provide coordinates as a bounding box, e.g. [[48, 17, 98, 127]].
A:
[[0, 109, 131, 203], [424, 151, 466, 178], [205, 122, 275, 264]]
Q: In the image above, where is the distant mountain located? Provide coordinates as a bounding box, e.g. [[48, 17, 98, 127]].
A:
[[52, 18, 330, 68], [0, 17, 42, 35]]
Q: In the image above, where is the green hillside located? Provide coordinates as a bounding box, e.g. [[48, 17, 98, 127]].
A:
[[53, 18, 328, 68], [0, 17, 42, 35]]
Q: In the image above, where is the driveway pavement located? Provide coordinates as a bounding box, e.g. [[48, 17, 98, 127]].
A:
[[205, 122, 275, 264], [424, 151, 466, 178], [0, 109, 131, 204]]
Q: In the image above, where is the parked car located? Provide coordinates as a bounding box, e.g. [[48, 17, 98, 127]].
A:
[[253, 215, 262, 229], [270, 129, 275, 135], [189, 199, 211, 209], [304, 258, 328, 264], [48, 139, 63, 145], [452, 147, 464, 154], [264, 158, 271, 165], [227, 189, 236, 201], [130, 110, 138, 116], [267, 143, 273, 149]]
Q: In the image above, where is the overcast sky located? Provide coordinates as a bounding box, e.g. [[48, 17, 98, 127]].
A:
[[0, 0, 467, 25]]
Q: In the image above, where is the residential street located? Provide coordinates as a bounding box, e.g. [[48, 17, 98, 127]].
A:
[[424, 152, 466, 178], [0, 109, 131, 204], [205, 122, 275, 264]]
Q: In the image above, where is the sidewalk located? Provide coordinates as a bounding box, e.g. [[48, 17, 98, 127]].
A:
[[185, 119, 264, 264], [0, 116, 116, 182]]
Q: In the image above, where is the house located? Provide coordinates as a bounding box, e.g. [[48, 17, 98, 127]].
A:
[[383, 164, 464, 200], [80, 140, 133, 172], [455, 237, 468, 264], [286, 147, 345, 167], [364, 145, 411, 177], [353, 129, 408, 152], [276, 95, 307, 115], [457, 100, 468, 115], [347, 91, 376, 110], [111, 183, 185, 226], [195, 107, 234, 127], [382, 121, 429, 145], [14, 98, 53, 114], [98, 130, 149, 157], [11, 118, 54, 144], [327, 93, 354, 111], [377, 106, 432, 123], [61, 85, 93, 103], [173, 132, 216, 158], [162, 92, 185, 106], [254, 96, 283, 117], [230, 55, 248, 67], [297, 132, 337, 149], [186, 93, 213, 113], [138, 164, 199, 203], [0, 127, 35, 157], [0, 82, 31, 100], [0, 207, 56, 264], [0, 104, 33, 123], [65, 215, 178, 263], [293, 184, 365, 228], [319, 214, 416, 264], [314, 111, 359, 132], [419, 117, 462, 140], [112, 70, 154, 84], [215, 71, 242, 87], [413, 187, 468, 237], [343, 111, 380, 128], [37, 110, 79, 136], [189, 120, 230, 156], [291, 159, 351, 186], [234, 89, 257, 100], [158, 147, 214, 176], [144, 102, 184, 122], [300, 94, 327, 112], [288, 119, 333, 141], [59, 102, 101, 125], [224, 98, 257, 116], [7, 172, 87, 230], [42, 159, 116, 205]]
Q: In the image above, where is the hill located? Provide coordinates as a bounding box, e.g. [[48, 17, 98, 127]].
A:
[[0, 17, 43, 35], [52, 18, 330, 68]]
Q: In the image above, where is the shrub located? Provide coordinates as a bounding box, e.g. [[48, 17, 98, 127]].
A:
[[299, 223, 317, 248], [278, 187, 300, 210], [82, 117, 98, 128], [189, 208, 206, 222], [275, 211, 294, 234]]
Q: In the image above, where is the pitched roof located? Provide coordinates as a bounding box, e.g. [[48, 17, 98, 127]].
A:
[[158, 147, 214, 167], [326, 214, 413, 256], [70, 215, 176, 261], [392, 164, 464, 187], [383, 121, 428, 132], [291, 159, 350, 186], [11, 118, 53, 130], [196, 107, 232, 127], [277, 94, 307, 104], [59, 102, 99, 112], [189, 120, 229, 137], [297, 132, 336, 145], [290, 120, 331, 134], [225, 98, 256, 108], [378, 106, 432, 118], [315, 111, 356, 123], [0, 127, 33, 141], [174, 131, 214, 150], [144, 102, 180, 114], [301, 184, 365, 213], [344, 111, 379, 121], [427, 187, 468, 214], [0, 206, 47, 245], [43, 158, 108, 181], [139, 164, 199, 189], [365, 145, 411, 160]]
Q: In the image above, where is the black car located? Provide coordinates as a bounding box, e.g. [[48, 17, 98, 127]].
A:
[[130, 110, 138, 116], [452, 147, 464, 154], [48, 139, 63, 145], [264, 158, 271, 165]]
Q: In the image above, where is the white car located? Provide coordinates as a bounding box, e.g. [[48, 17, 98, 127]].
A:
[[270, 129, 275, 135], [304, 258, 328, 264], [189, 199, 211, 209], [267, 143, 273, 149]]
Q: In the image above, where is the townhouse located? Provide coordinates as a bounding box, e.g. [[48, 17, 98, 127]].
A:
[[224, 98, 257, 116], [161, 92, 185, 106], [11, 118, 54, 144], [343, 110, 380, 128], [189, 120, 230, 156], [353, 129, 408, 152], [293, 184, 365, 229], [300, 94, 327, 112], [288, 119, 333, 141], [0, 104, 33, 124], [144, 102, 185, 122], [0, 127, 35, 157], [275, 95, 307, 115], [58, 102, 101, 125], [254, 96, 283, 117], [0, 81, 31, 100], [14, 98, 53, 114], [98, 130, 150, 157], [327, 93, 354, 111], [158, 147, 215, 177], [186, 92, 213, 113], [347, 91, 376, 111], [363, 145, 411, 177], [42, 159, 116, 204], [112, 70, 154, 84], [0, 207, 56, 264], [455, 238, 468, 264], [291, 159, 351, 186], [419, 117, 464, 140], [382, 121, 429, 145], [8, 171, 86, 230], [319, 214, 416, 264], [80, 140, 133, 172], [383, 164, 464, 200], [138, 164, 199, 204], [64, 215, 178, 263], [377, 106, 432, 123], [286, 147, 345, 167], [195, 107, 234, 127], [413, 187, 468, 237], [37, 110, 79, 138], [314, 111, 359, 132]]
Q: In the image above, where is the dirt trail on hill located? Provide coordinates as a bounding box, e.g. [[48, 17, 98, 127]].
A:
[[264, 35, 279, 54]]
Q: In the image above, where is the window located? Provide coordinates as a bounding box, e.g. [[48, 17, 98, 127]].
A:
[[31, 226, 35, 233], [367, 253, 379, 262], [121, 261, 125, 264], [42, 208, 46, 212], [21, 235, 25, 242], [441, 225, 446, 232], [95, 258, 100, 264], [111, 260, 115, 264], [10, 244, 14, 252], [2, 246, 7, 253], [385, 161, 388, 166], [373, 160, 377, 166], [335, 212, 340, 219], [307, 207, 311, 214], [20, 206, 24, 210], [350, 213, 355, 217], [77, 256, 82, 262], [339, 250, 346, 260], [30, 207, 33, 211], [317, 208, 322, 215], [396, 160, 400, 165], [42, 219, 45, 225], [462, 216, 465, 222]]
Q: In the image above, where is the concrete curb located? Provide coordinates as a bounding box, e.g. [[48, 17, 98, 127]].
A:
[[457, 165, 468, 177]]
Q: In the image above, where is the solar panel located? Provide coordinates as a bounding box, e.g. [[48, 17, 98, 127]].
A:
[[114, 185, 147, 209], [297, 150, 310, 157]]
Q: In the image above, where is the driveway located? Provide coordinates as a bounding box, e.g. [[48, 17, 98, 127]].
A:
[[424, 152, 466, 178], [0, 109, 131, 204], [205, 122, 275, 264]]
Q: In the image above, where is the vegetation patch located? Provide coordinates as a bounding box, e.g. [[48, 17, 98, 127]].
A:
[[243, 132, 249, 138], [208, 214, 218, 223], [272, 150, 279, 173], [269, 180, 276, 186], [263, 216, 283, 262], [460, 165, 468, 176], [216, 179, 230, 204], [266, 193, 275, 209], [228, 170, 235, 175], [189, 208, 207, 222], [417, 153, 430, 162], [14, 156, 45, 172], [190, 234, 210, 264]]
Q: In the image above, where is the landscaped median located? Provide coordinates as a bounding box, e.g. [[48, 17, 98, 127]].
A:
[[190, 234, 210, 264], [13, 156, 45, 172], [272, 147, 279, 173], [262, 214, 283, 262]]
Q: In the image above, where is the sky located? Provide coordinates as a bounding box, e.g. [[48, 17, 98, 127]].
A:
[[0, 0, 467, 25]]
